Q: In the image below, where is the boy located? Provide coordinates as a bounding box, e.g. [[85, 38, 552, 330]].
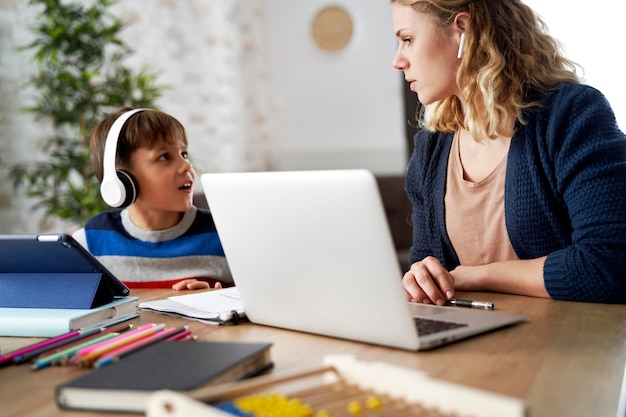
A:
[[73, 107, 231, 290]]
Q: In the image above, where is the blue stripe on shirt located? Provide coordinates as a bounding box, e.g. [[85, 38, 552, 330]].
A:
[[85, 229, 225, 258]]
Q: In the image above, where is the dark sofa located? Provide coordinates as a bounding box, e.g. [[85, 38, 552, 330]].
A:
[[375, 175, 412, 272]]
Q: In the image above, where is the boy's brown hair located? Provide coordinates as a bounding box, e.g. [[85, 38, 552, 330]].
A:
[[90, 107, 188, 182]]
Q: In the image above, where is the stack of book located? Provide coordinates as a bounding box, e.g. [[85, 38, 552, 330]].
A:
[[0, 296, 139, 338]]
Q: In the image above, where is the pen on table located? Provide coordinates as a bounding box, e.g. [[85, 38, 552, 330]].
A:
[[94, 326, 188, 368], [0, 328, 84, 367], [448, 299, 494, 310]]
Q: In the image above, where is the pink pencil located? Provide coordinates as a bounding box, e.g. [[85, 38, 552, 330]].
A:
[[94, 326, 187, 367], [72, 323, 158, 359], [72, 323, 165, 366], [0, 329, 82, 368], [166, 328, 193, 341]]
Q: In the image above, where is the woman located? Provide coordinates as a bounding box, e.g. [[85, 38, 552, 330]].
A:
[[392, 0, 626, 304]]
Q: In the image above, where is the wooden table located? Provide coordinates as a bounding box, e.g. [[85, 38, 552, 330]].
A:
[[1, 289, 625, 417]]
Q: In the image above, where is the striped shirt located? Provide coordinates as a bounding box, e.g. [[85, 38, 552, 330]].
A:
[[73, 206, 232, 288]]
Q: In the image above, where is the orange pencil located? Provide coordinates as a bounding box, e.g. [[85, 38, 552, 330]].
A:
[[71, 323, 157, 359], [71, 323, 165, 367], [31, 332, 120, 370], [94, 326, 188, 367]]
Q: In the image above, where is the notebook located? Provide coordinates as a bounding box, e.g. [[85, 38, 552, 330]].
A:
[[56, 341, 273, 413], [201, 169, 525, 351]]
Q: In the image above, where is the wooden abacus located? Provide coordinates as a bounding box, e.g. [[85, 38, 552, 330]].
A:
[[146, 355, 525, 417]]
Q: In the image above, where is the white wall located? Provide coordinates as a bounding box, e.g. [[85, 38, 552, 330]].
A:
[[523, 0, 625, 129], [262, 0, 626, 177], [261, 0, 407, 174], [0, 0, 407, 235], [1, 0, 623, 233]]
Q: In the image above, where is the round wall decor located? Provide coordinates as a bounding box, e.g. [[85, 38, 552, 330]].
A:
[[311, 6, 354, 53]]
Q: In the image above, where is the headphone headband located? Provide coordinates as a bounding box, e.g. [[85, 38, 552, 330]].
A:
[[100, 108, 150, 207]]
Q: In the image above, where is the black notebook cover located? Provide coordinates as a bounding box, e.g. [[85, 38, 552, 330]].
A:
[[56, 340, 273, 413]]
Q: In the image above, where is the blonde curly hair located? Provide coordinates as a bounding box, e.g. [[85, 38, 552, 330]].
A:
[[392, 0, 579, 141]]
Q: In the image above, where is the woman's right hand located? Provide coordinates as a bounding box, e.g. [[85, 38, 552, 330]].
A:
[[402, 256, 455, 306]]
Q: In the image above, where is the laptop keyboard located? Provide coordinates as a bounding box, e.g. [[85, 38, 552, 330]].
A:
[[414, 317, 468, 336]]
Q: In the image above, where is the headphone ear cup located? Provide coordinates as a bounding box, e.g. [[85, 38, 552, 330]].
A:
[[115, 169, 138, 208], [99, 108, 148, 208]]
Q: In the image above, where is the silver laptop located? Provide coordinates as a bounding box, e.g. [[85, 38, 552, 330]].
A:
[[201, 169, 525, 350]]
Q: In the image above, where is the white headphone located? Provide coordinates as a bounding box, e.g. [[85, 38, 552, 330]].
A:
[[100, 108, 149, 208]]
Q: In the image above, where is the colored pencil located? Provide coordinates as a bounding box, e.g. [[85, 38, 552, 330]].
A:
[[94, 326, 188, 368], [166, 328, 193, 341], [30, 324, 133, 360], [72, 323, 165, 367], [71, 323, 158, 359], [12, 327, 109, 365], [30, 332, 120, 370], [0, 329, 82, 367]]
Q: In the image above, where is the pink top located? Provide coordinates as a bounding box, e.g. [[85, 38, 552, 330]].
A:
[[445, 132, 518, 266]]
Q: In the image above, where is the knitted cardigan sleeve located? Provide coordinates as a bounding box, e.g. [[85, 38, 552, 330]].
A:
[[509, 84, 626, 303]]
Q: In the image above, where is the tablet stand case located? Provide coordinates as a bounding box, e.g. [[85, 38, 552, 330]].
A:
[[0, 273, 115, 309], [0, 235, 128, 309]]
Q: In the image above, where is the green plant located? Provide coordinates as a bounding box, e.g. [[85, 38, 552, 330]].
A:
[[10, 0, 162, 223]]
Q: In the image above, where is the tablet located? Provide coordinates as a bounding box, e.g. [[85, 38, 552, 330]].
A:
[[0, 234, 130, 309]]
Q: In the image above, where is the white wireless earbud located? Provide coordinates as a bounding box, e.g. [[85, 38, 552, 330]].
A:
[[457, 32, 466, 59]]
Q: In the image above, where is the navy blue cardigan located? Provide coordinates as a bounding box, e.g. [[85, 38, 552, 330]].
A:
[[405, 83, 626, 303]]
